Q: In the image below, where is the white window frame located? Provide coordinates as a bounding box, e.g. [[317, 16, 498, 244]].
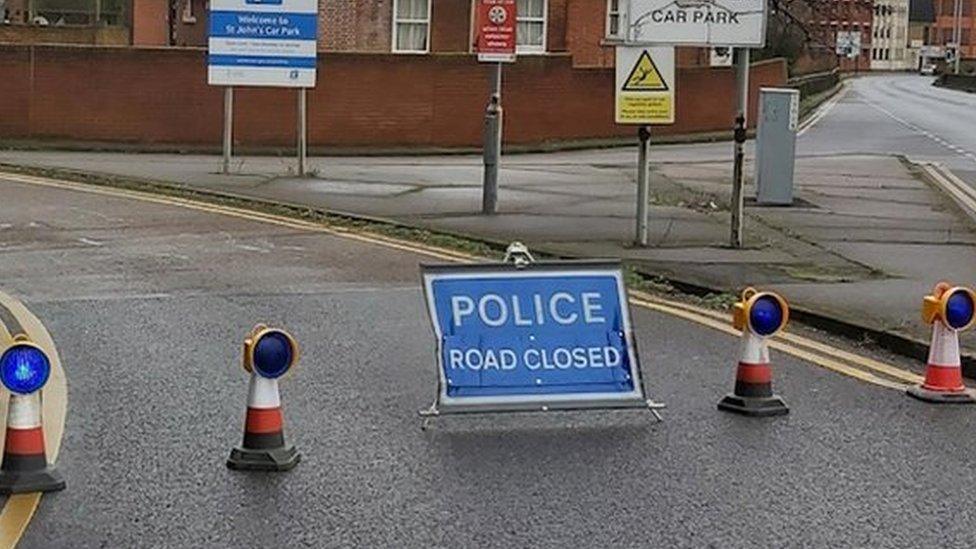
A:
[[516, 0, 548, 55], [392, 0, 432, 54], [606, 0, 623, 39]]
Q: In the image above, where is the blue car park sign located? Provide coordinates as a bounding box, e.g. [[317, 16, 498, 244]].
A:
[[208, 0, 318, 88], [421, 259, 662, 418]]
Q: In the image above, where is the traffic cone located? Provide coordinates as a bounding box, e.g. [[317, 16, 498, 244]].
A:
[[907, 320, 976, 403], [718, 330, 789, 417], [227, 373, 300, 471], [0, 392, 65, 494]]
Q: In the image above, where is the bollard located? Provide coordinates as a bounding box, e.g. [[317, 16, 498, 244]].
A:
[[908, 282, 976, 403], [718, 287, 790, 417], [228, 325, 302, 471], [482, 94, 503, 215], [0, 335, 65, 494]]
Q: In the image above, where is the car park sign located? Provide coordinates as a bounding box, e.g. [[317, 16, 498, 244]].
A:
[[625, 0, 767, 47], [208, 0, 318, 88], [421, 261, 654, 414]]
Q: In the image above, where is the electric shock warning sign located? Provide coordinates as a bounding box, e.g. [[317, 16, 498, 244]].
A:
[[615, 46, 675, 125]]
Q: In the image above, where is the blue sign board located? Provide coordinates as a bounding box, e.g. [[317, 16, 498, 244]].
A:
[[208, 0, 318, 88], [422, 262, 649, 413]]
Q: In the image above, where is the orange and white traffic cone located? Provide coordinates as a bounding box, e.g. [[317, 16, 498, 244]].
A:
[[718, 287, 790, 417], [0, 392, 65, 494], [908, 283, 976, 402], [227, 373, 300, 471], [718, 329, 789, 416]]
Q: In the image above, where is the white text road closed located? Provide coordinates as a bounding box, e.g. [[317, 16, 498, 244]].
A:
[[615, 46, 675, 125], [421, 262, 654, 413], [626, 0, 767, 47]]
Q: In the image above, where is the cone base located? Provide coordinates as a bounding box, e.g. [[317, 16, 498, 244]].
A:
[[227, 445, 300, 472], [718, 394, 789, 417], [0, 467, 66, 495], [907, 384, 976, 404]]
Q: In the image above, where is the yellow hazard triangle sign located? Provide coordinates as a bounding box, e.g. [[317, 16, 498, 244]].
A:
[[622, 51, 669, 92]]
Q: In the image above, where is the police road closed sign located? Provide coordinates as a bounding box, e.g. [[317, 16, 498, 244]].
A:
[[615, 46, 675, 125], [421, 262, 651, 413], [208, 0, 318, 88], [626, 0, 767, 47]]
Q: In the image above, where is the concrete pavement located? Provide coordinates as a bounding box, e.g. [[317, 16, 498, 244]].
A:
[[3, 172, 976, 547]]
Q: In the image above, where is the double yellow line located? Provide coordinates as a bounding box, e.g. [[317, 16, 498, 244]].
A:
[[0, 291, 67, 549], [628, 292, 922, 391]]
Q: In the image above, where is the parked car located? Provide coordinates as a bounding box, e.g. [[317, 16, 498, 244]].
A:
[[921, 63, 937, 75]]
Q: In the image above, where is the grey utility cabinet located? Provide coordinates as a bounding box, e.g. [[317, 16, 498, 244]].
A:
[[755, 87, 800, 205]]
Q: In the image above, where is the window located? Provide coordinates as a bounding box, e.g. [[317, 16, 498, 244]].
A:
[[392, 0, 431, 53], [517, 0, 547, 54], [30, 0, 127, 26], [607, 0, 622, 39]]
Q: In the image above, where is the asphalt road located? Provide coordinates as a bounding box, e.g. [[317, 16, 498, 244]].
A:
[[2, 175, 976, 548]]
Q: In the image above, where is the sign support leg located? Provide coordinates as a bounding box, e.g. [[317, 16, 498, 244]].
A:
[[730, 48, 750, 249], [297, 88, 308, 177], [482, 62, 503, 215], [635, 125, 651, 247], [222, 87, 233, 175]]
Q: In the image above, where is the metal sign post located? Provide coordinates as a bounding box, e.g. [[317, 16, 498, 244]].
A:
[[475, 0, 516, 215], [297, 88, 308, 177], [636, 126, 651, 246], [623, 0, 767, 249], [615, 46, 675, 247], [222, 87, 233, 175], [208, 0, 318, 174], [483, 63, 503, 214], [730, 48, 750, 249]]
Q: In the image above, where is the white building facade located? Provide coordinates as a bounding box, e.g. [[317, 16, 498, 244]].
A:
[[871, 0, 912, 70]]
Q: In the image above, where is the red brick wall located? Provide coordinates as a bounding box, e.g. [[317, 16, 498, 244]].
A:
[[432, 0, 472, 52], [131, 0, 169, 46], [565, 0, 613, 67], [172, 0, 210, 48], [0, 45, 786, 149], [548, 0, 569, 52], [320, 0, 392, 52]]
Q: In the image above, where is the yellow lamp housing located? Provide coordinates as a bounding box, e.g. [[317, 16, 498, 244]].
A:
[[732, 287, 790, 337], [242, 324, 300, 379], [922, 282, 976, 331]]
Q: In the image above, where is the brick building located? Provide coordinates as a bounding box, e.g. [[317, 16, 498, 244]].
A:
[[931, 0, 975, 60], [812, 0, 875, 72], [870, 0, 911, 69], [126, 0, 705, 68], [0, 0, 130, 44]]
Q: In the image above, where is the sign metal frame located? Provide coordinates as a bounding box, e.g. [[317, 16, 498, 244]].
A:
[[419, 259, 664, 422]]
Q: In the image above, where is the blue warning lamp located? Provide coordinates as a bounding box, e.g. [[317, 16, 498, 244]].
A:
[[242, 325, 299, 379], [0, 335, 52, 395], [923, 282, 976, 331], [733, 287, 789, 337]]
